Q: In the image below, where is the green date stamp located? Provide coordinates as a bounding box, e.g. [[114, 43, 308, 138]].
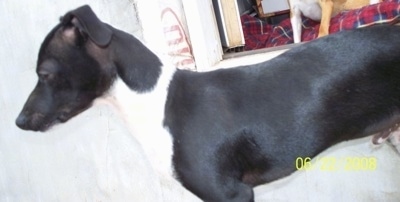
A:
[[295, 156, 377, 171]]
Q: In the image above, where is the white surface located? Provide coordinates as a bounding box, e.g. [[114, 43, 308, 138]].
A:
[[1, 1, 400, 201]]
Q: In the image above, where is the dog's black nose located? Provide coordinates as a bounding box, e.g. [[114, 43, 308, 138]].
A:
[[16, 113, 29, 130]]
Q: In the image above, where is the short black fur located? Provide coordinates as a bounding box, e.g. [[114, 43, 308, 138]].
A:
[[164, 26, 400, 201], [16, 5, 161, 131]]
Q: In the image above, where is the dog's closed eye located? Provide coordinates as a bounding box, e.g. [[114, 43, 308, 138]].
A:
[[38, 71, 55, 82], [37, 59, 60, 82]]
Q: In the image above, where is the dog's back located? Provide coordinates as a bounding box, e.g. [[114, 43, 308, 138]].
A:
[[164, 26, 400, 196]]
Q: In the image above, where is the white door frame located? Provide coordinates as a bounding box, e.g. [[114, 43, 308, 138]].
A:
[[181, 0, 223, 71]]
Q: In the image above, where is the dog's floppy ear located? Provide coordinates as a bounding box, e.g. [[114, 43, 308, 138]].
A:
[[61, 5, 112, 47]]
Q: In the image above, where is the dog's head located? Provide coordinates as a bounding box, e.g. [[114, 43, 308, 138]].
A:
[[16, 5, 161, 132]]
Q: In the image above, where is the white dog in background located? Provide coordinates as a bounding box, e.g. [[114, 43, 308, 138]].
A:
[[289, 0, 381, 43]]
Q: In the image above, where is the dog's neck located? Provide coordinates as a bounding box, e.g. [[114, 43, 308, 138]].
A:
[[96, 59, 177, 176]]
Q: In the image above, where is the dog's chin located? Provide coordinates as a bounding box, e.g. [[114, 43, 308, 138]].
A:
[[35, 113, 73, 132], [36, 118, 62, 132], [26, 106, 91, 132], [41, 108, 90, 132]]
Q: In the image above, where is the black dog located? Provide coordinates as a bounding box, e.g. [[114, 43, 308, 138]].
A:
[[16, 5, 400, 202]]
